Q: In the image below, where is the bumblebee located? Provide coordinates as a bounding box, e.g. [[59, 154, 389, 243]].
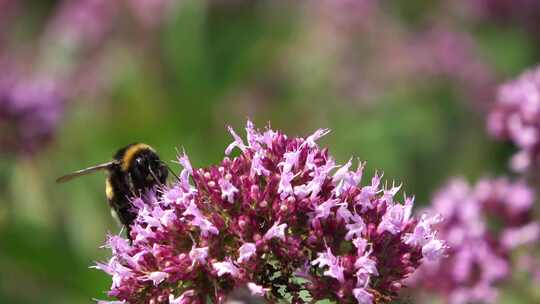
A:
[[56, 143, 169, 239]]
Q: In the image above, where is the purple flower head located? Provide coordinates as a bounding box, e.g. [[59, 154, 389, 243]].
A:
[[487, 64, 540, 172], [314, 0, 378, 29], [353, 287, 374, 304], [237, 243, 256, 263], [377, 195, 412, 235], [408, 28, 495, 108], [213, 259, 240, 278], [468, 0, 540, 39], [312, 246, 346, 283], [246, 282, 269, 297], [0, 65, 65, 155], [47, 0, 175, 45], [411, 177, 539, 304], [263, 222, 287, 241], [95, 121, 445, 303], [189, 246, 208, 266], [126, 0, 175, 29], [46, 0, 119, 48]]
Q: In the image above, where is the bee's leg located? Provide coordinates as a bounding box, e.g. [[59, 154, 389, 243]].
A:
[[148, 166, 163, 186], [126, 225, 133, 244]]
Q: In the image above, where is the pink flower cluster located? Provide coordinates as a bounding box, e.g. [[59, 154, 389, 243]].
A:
[[409, 28, 495, 107], [412, 178, 539, 304], [487, 64, 540, 172], [0, 62, 65, 155], [469, 0, 540, 37], [47, 0, 174, 47], [94, 121, 446, 304]]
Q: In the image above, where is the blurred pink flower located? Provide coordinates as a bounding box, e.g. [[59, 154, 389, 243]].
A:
[[469, 0, 540, 37], [0, 62, 65, 155], [411, 177, 539, 304], [487, 64, 540, 172], [127, 0, 175, 29], [46, 0, 119, 48], [408, 28, 496, 107]]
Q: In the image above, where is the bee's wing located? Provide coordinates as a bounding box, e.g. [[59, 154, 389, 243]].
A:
[[56, 161, 117, 183]]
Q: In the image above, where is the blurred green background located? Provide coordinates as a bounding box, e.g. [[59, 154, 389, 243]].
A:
[[1, 0, 538, 303]]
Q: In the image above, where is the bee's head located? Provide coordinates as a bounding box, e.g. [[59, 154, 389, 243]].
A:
[[118, 144, 168, 190], [129, 150, 168, 190]]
